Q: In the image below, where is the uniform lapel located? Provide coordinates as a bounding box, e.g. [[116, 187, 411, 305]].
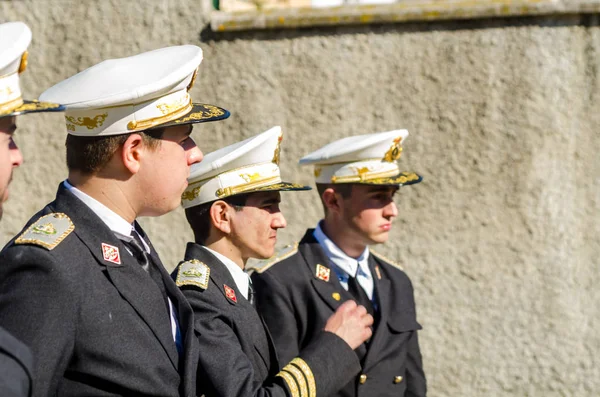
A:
[[52, 185, 179, 370], [361, 255, 391, 372], [259, 314, 280, 375], [298, 231, 348, 313], [184, 244, 274, 373]]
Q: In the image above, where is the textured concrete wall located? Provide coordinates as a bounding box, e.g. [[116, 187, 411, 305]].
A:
[[1, 1, 599, 396]]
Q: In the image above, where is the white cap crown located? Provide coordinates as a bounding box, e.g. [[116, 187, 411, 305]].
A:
[[300, 129, 421, 186]]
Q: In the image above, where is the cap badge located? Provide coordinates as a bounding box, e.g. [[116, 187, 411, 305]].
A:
[[102, 243, 121, 265], [383, 136, 403, 162], [18, 51, 28, 74], [224, 284, 237, 303], [315, 264, 331, 282], [272, 133, 283, 165]]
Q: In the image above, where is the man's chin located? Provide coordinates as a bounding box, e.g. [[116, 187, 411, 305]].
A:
[[369, 232, 390, 245]]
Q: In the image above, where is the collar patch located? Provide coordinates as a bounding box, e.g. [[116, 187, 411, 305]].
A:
[[315, 264, 331, 282], [224, 284, 237, 303], [101, 243, 121, 265]]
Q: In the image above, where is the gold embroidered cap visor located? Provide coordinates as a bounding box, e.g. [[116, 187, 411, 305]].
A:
[[354, 170, 422, 186], [0, 99, 64, 118], [156, 102, 230, 128]]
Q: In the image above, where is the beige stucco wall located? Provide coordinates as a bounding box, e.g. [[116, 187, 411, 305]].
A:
[[1, 1, 599, 396]]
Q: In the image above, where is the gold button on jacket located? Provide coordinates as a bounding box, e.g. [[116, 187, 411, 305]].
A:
[[394, 376, 403, 384], [359, 374, 368, 384]]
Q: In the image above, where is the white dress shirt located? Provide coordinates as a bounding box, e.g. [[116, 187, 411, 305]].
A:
[[63, 180, 181, 346], [203, 246, 250, 300], [313, 222, 375, 301]]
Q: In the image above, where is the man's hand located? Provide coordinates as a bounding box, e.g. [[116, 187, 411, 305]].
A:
[[324, 300, 373, 350]]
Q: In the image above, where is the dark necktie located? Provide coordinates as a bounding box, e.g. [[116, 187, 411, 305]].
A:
[[347, 273, 375, 318], [120, 232, 169, 311], [247, 278, 256, 307], [118, 231, 182, 355]]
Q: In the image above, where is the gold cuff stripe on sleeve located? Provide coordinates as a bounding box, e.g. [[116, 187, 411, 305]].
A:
[[276, 370, 300, 397], [283, 364, 308, 397], [291, 357, 316, 397]]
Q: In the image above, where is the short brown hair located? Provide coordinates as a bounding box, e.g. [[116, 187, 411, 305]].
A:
[[185, 194, 249, 245], [65, 128, 164, 174], [316, 183, 353, 214]]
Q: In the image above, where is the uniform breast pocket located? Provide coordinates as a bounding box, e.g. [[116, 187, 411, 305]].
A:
[[386, 311, 422, 334]]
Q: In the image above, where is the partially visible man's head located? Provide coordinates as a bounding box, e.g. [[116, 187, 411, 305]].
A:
[[0, 116, 22, 220], [0, 22, 64, 221]]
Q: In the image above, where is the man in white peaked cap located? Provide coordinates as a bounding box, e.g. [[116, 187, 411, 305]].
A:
[[0, 45, 229, 397], [173, 126, 373, 397], [251, 130, 427, 397], [0, 21, 64, 397]]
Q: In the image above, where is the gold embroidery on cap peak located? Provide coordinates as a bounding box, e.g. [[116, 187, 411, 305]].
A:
[[0, 97, 23, 115], [65, 114, 108, 130], [174, 105, 225, 124]]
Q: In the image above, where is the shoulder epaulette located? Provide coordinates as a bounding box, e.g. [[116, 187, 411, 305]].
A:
[[14, 213, 74, 250], [248, 242, 298, 274], [175, 259, 210, 290], [371, 249, 404, 271]]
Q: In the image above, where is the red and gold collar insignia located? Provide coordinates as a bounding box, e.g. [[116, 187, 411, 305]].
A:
[[224, 284, 237, 303], [102, 243, 121, 265], [315, 264, 330, 282]]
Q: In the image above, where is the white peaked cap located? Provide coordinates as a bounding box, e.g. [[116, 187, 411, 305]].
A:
[[182, 126, 310, 209], [300, 129, 422, 186], [39, 45, 228, 135], [0, 21, 63, 118]]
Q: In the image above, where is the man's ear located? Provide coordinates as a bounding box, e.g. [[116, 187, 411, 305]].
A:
[[209, 201, 233, 234], [322, 187, 343, 215], [121, 133, 144, 174]]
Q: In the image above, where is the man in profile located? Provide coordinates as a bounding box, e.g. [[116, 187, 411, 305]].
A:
[[0, 21, 64, 397], [252, 130, 427, 397], [0, 44, 229, 396], [174, 126, 373, 397]]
